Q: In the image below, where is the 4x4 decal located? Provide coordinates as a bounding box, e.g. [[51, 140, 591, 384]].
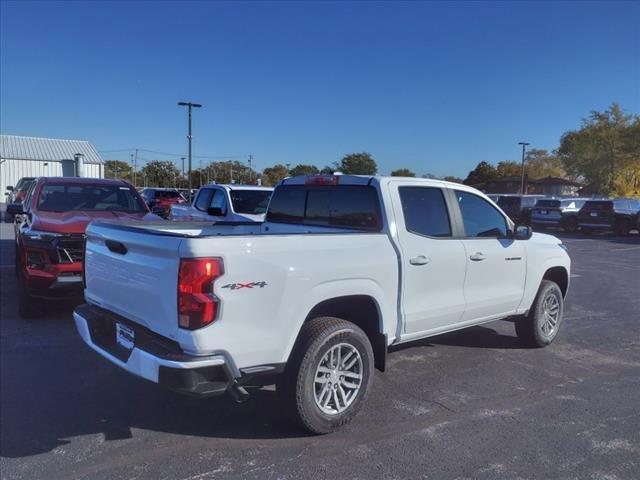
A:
[[221, 281, 268, 290]]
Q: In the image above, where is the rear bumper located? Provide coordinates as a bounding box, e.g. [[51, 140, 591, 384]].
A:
[[578, 223, 612, 229], [531, 218, 562, 226], [73, 304, 238, 396]]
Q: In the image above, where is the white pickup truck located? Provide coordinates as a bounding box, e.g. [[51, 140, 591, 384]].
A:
[[74, 175, 570, 433], [169, 184, 273, 222]]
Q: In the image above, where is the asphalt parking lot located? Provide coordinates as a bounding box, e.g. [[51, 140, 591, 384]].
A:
[[1, 221, 639, 480]]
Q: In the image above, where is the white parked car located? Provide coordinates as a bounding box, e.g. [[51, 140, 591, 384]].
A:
[[74, 175, 570, 433], [169, 184, 273, 222]]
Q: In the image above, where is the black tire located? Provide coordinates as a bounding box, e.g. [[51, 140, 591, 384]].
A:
[[515, 280, 564, 347], [17, 271, 38, 319], [562, 216, 578, 233], [278, 316, 374, 434], [616, 219, 631, 236]]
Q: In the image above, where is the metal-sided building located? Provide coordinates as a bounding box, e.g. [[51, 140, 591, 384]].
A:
[[0, 135, 104, 195]]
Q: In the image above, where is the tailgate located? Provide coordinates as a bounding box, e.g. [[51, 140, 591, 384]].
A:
[[84, 222, 183, 340]]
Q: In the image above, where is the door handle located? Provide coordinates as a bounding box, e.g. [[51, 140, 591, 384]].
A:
[[409, 255, 431, 266], [469, 252, 486, 261]]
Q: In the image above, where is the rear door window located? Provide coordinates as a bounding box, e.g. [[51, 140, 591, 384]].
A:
[[399, 187, 451, 237]]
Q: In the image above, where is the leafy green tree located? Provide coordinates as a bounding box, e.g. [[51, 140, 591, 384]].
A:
[[558, 103, 639, 195], [320, 165, 335, 174], [443, 176, 464, 184], [140, 160, 181, 187], [524, 149, 566, 179], [203, 160, 256, 185], [262, 164, 290, 186], [463, 161, 497, 186], [496, 161, 521, 177], [105, 160, 131, 181], [391, 168, 415, 177], [334, 152, 378, 175], [422, 173, 439, 179], [289, 164, 319, 177]]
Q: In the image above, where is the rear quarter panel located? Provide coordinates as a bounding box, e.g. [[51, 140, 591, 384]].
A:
[[178, 232, 398, 369]]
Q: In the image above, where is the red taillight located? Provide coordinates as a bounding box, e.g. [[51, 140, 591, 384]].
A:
[[178, 257, 223, 330]]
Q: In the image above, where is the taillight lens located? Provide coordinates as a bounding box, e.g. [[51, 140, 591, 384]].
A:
[[178, 258, 223, 330]]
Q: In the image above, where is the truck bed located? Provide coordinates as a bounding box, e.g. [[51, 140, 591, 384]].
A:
[[83, 219, 399, 370]]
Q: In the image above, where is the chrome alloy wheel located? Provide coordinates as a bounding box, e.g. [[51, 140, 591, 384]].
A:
[[313, 342, 363, 415], [541, 292, 560, 336]]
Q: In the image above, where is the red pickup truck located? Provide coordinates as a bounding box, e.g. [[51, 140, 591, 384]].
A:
[[7, 177, 159, 318]]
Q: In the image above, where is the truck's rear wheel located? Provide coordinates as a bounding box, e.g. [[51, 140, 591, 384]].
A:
[[279, 316, 374, 434], [515, 280, 564, 347]]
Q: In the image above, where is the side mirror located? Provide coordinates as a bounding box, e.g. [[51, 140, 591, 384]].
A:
[[6, 186, 14, 191], [207, 207, 225, 217], [6, 203, 24, 215], [512, 224, 533, 240]]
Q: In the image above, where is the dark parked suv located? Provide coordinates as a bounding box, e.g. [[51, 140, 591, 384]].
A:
[[576, 199, 640, 235], [530, 198, 587, 232], [497, 195, 545, 224]]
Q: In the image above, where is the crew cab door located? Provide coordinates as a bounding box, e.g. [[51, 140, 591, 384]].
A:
[[452, 190, 526, 321], [389, 182, 467, 334]]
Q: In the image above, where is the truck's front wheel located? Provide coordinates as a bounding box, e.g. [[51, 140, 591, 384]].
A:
[[515, 280, 564, 347], [280, 317, 374, 434]]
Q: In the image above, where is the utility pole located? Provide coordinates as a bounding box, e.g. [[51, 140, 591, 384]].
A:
[[133, 148, 138, 187], [180, 156, 185, 182], [130, 153, 134, 183], [178, 101, 202, 192], [248, 155, 253, 184], [518, 142, 530, 194]]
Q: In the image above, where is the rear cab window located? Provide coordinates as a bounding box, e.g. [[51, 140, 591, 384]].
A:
[[266, 185, 382, 231]]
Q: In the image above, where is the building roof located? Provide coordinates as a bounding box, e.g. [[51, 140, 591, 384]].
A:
[[529, 176, 581, 186], [0, 135, 103, 164]]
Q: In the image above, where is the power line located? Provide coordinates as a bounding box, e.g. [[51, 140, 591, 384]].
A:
[[99, 147, 247, 160]]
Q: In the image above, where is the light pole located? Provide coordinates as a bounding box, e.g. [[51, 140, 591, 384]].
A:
[[178, 101, 202, 192], [180, 156, 185, 186], [518, 142, 530, 194]]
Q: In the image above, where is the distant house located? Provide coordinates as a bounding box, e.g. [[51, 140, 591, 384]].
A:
[[529, 176, 581, 196], [474, 175, 581, 196], [0, 135, 104, 195]]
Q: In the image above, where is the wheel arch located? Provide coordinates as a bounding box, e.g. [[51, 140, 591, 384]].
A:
[[292, 295, 388, 372], [542, 266, 569, 298]]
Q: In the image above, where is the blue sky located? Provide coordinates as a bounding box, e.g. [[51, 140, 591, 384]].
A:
[[1, 1, 638, 177]]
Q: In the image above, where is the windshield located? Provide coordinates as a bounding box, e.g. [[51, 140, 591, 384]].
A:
[[38, 184, 147, 213], [230, 189, 273, 215]]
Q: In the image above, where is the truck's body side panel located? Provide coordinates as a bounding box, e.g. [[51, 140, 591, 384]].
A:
[[178, 232, 398, 368]]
